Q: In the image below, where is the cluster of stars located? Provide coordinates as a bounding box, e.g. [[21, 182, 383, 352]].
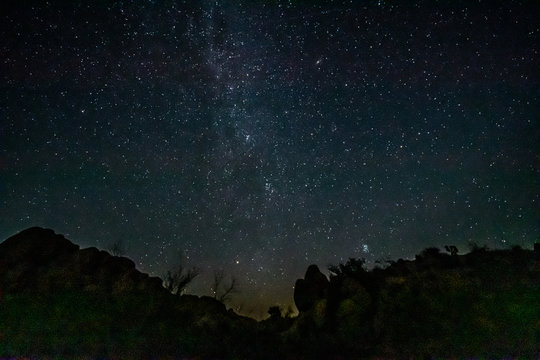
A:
[[1, 0, 538, 317]]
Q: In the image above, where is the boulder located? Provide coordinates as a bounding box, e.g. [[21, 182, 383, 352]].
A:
[[293, 264, 329, 312]]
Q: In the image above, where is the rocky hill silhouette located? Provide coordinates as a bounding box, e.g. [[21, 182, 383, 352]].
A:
[[287, 246, 540, 359], [1, 227, 538, 359], [0, 227, 267, 359], [0, 227, 164, 295]]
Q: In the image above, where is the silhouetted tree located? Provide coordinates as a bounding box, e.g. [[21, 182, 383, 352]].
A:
[[212, 269, 238, 303], [108, 239, 125, 256], [328, 258, 366, 278], [164, 263, 200, 296], [419, 247, 441, 258], [444, 245, 458, 256]]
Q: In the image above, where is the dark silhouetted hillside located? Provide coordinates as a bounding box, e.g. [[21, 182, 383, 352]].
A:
[[0, 227, 268, 359], [1, 227, 538, 359], [285, 245, 540, 359], [0, 227, 164, 295]]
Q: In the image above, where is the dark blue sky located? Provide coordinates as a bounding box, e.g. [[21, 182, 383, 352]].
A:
[[1, 0, 538, 317]]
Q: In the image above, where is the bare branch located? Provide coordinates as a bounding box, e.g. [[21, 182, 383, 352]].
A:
[[176, 266, 200, 294], [212, 269, 225, 299], [213, 270, 238, 303], [163, 261, 200, 296], [108, 239, 125, 256]]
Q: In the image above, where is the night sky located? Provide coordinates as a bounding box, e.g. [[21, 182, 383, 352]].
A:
[[1, 0, 539, 317]]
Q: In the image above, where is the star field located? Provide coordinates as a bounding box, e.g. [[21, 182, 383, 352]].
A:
[[1, 0, 539, 317]]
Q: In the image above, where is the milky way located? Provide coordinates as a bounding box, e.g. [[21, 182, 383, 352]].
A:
[[1, 0, 538, 317]]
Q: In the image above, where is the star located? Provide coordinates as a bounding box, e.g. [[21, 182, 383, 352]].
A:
[[0, 0, 538, 318]]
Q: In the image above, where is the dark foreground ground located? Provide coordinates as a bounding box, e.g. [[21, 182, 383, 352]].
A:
[[1, 228, 539, 359]]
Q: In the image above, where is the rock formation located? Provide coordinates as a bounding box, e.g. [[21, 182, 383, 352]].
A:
[[0, 227, 163, 294], [293, 264, 329, 312], [0, 227, 261, 359]]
